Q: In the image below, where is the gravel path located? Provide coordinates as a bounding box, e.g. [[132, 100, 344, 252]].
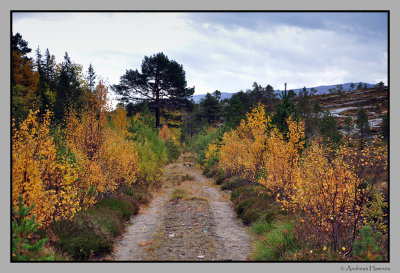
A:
[[109, 153, 251, 261]]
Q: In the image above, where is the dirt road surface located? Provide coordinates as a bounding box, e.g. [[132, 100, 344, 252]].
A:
[[108, 153, 251, 261]]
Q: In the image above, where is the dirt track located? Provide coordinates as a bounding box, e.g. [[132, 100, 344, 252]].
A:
[[108, 153, 251, 261]]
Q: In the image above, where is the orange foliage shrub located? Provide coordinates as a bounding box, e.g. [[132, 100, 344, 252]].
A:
[[98, 129, 139, 190], [112, 105, 128, 135], [286, 140, 362, 250], [12, 110, 80, 227], [219, 103, 271, 182], [12, 50, 40, 91], [211, 102, 387, 254], [66, 83, 139, 206], [159, 124, 179, 145], [258, 117, 305, 197]]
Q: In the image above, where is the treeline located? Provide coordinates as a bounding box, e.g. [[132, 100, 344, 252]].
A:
[[189, 82, 388, 260], [11, 33, 181, 260], [185, 81, 387, 145]]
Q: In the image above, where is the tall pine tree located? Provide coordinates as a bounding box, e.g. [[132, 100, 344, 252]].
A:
[[112, 52, 194, 128]]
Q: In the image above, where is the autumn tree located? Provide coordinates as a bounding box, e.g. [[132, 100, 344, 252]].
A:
[[11, 33, 40, 123], [112, 52, 194, 128]]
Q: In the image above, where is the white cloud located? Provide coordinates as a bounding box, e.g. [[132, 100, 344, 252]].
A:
[[13, 12, 387, 98]]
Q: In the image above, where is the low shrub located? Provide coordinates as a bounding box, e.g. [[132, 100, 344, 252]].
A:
[[234, 200, 250, 216], [215, 175, 225, 185], [242, 208, 262, 225], [96, 196, 139, 219], [221, 176, 247, 190], [87, 207, 125, 237], [122, 185, 152, 205], [50, 186, 144, 260], [50, 213, 113, 260]]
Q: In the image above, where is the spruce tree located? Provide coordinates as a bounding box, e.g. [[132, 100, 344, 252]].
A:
[[43, 49, 57, 91], [356, 107, 371, 148], [35, 46, 43, 74], [319, 110, 342, 151], [199, 93, 222, 125], [86, 63, 96, 91], [272, 90, 298, 136], [55, 52, 83, 121], [12, 196, 53, 261], [264, 84, 276, 112], [343, 115, 354, 139]]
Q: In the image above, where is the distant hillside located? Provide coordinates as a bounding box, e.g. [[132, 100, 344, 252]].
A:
[[192, 92, 234, 103], [192, 82, 376, 103], [278, 82, 376, 95]]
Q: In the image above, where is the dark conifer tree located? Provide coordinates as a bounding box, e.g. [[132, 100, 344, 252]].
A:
[[112, 52, 194, 128], [198, 93, 221, 125], [86, 63, 96, 91], [54, 52, 83, 120], [43, 49, 57, 91], [356, 107, 371, 148], [12, 33, 32, 60]]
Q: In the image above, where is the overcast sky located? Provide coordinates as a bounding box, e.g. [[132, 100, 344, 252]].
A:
[[13, 12, 388, 98]]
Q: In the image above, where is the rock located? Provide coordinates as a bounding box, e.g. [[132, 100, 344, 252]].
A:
[[169, 233, 175, 237], [197, 255, 205, 259]]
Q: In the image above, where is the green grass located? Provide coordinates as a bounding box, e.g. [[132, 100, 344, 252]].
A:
[[251, 220, 274, 235], [251, 220, 298, 261]]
